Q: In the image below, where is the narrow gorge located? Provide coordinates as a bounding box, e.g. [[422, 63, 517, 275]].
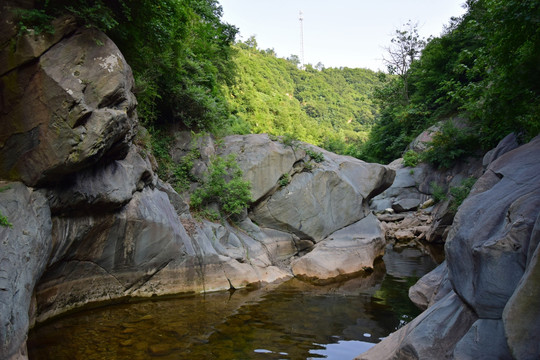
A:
[[1, 4, 539, 360]]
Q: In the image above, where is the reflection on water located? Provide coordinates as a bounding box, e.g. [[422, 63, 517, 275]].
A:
[[28, 246, 440, 360]]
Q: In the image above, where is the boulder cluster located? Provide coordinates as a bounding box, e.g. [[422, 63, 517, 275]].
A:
[[0, 18, 393, 360]]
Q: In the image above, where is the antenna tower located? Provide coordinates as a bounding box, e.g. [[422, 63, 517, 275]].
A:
[[299, 10, 305, 69]]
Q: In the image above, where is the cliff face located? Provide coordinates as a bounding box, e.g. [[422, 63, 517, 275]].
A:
[[0, 13, 394, 360], [357, 135, 540, 360]]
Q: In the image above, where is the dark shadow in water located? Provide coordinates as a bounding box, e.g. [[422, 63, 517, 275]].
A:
[[28, 246, 439, 360]]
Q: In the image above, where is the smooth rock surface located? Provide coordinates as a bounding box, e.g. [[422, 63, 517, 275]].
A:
[[446, 135, 540, 319], [291, 213, 385, 281], [408, 261, 452, 310], [252, 147, 393, 242], [0, 182, 52, 360], [218, 134, 303, 201]]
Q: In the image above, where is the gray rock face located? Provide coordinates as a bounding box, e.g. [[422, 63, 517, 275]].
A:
[[357, 135, 540, 359], [502, 212, 540, 360], [446, 135, 540, 319], [218, 134, 304, 202], [291, 213, 386, 281], [0, 183, 52, 360], [47, 146, 156, 213], [453, 319, 512, 359], [408, 261, 452, 310], [251, 145, 394, 242], [36, 188, 187, 321], [356, 291, 477, 360], [0, 27, 137, 186]]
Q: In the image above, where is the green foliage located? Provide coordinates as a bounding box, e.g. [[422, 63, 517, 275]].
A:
[[0, 186, 13, 228], [363, 0, 540, 164], [223, 42, 382, 155], [430, 182, 446, 203], [33, 0, 237, 131], [421, 121, 478, 169], [305, 149, 324, 163], [14, 8, 55, 35], [278, 173, 291, 187], [449, 177, 476, 213], [190, 155, 252, 218], [402, 150, 419, 167], [0, 211, 12, 228]]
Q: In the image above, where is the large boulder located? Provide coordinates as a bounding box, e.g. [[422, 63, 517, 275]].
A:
[[446, 135, 540, 319], [291, 213, 386, 281], [251, 144, 394, 242], [47, 146, 156, 214], [0, 182, 52, 360], [0, 27, 137, 186], [218, 134, 304, 201]]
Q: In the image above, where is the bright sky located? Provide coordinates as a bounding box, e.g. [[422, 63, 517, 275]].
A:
[[217, 0, 467, 71]]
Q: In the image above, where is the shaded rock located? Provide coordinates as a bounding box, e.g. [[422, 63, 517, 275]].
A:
[[453, 319, 512, 359], [47, 146, 155, 214], [425, 199, 455, 243], [446, 135, 540, 319], [291, 213, 385, 282], [252, 147, 394, 242], [408, 261, 452, 310], [0, 182, 52, 360], [35, 188, 186, 322], [482, 132, 518, 170], [156, 179, 189, 216], [502, 212, 540, 360], [0, 12, 77, 76], [0, 28, 137, 186], [356, 292, 477, 360]]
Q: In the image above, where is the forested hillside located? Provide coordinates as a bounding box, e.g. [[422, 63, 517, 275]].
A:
[[224, 38, 382, 154], [15, 0, 540, 167], [361, 0, 540, 165]]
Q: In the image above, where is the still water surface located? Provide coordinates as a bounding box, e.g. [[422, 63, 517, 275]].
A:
[[28, 245, 440, 360]]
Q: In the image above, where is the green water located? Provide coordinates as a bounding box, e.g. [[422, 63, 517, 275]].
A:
[[28, 245, 440, 360]]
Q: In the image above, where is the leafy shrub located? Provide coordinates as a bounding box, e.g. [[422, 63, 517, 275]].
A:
[[281, 133, 298, 147], [449, 177, 476, 213], [403, 149, 419, 167], [279, 173, 291, 187], [306, 149, 324, 163], [0, 211, 12, 228], [303, 161, 314, 172], [0, 186, 12, 228], [14, 8, 54, 35], [190, 155, 252, 218], [430, 181, 446, 203], [421, 122, 478, 169]]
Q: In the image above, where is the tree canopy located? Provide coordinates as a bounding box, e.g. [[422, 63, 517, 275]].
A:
[[360, 0, 540, 165]]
